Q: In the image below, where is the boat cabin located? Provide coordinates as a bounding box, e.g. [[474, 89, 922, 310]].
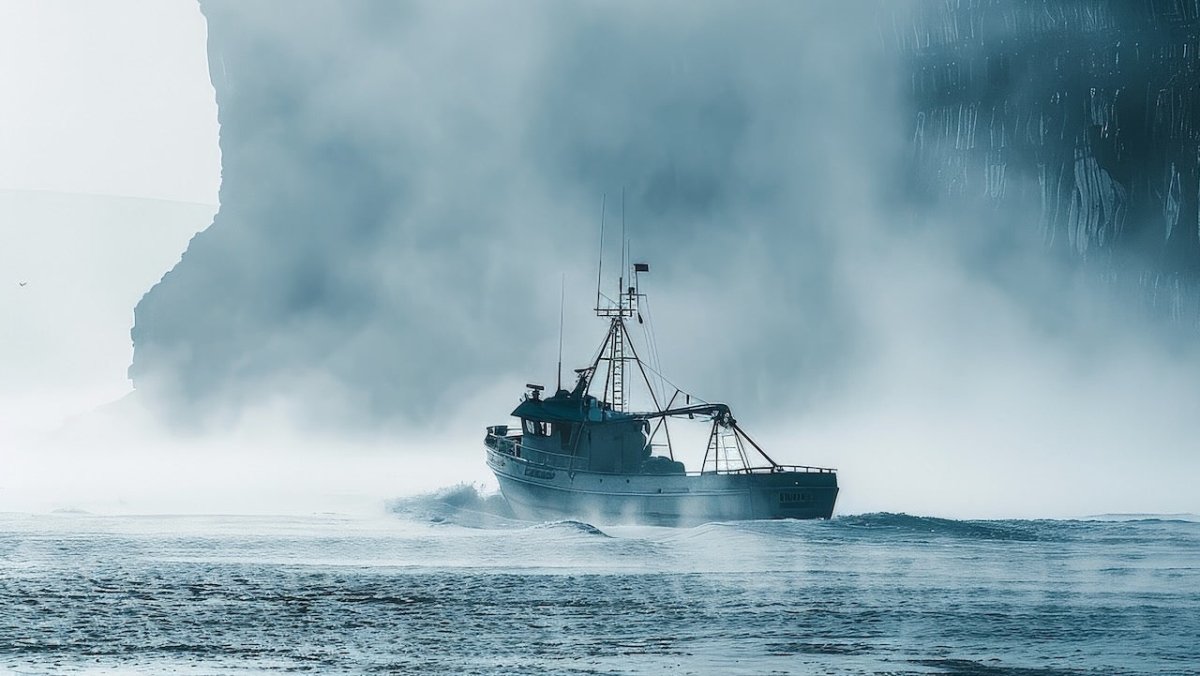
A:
[[510, 381, 683, 474]]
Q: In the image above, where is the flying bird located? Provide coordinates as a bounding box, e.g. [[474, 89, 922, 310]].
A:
[[18, 281, 27, 287]]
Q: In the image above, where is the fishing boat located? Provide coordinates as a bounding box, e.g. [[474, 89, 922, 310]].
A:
[[484, 258, 839, 526]]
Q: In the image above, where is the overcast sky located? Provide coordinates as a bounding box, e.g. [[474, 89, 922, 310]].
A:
[[0, 0, 218, 203]]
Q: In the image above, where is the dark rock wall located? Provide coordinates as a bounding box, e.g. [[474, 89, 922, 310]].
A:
[[892, 0, 1200, 322]]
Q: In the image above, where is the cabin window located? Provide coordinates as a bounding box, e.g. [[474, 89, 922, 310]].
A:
[[522, 419, 546, 437]]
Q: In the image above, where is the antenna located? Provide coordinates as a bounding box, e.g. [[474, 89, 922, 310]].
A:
[[557, 274, 565, 392], [619, 187, 626, 311], [621, 187, 626, 287], [596, 194, 606, 309]]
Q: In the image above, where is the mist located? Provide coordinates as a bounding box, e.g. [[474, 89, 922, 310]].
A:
[[4, 1, 1199, 519]]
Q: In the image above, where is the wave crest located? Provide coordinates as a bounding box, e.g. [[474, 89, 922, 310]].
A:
[[832, 512, 1047, 541], [526, 520, 610, 537], [387, 483, 518, 529]]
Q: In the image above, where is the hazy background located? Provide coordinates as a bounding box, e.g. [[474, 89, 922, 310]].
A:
[[3, 0, 1197, 518], [0, 0, 218, 504]]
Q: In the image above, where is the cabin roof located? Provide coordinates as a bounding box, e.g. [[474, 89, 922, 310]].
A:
[[511, 396, 580, 424], [511, 390, 635, 424]]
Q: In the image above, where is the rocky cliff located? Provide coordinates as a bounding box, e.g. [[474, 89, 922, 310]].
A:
[[894, 0, 1200, 316]]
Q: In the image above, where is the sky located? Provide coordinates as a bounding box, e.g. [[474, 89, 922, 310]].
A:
[[0, 0, 218, 437], [0, 1, 1196, 519], [0, 0, 219, 203]]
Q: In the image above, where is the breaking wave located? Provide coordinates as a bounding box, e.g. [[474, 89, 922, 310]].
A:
[[386, 483, 519, 529], [527, 520, 611, 537], [387, 485, 614, 536]]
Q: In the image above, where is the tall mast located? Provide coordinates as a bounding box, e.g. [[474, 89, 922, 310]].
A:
[[586, 191, 656, 415], [614, 188, 627, 410], [591, 260, 637, 411]]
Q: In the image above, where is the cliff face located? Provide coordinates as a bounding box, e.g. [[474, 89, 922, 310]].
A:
[[894, 0, 1200, 317], [131, 1, 1200, 427]]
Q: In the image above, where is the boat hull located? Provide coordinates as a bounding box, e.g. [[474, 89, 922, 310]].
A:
[[486, 447, 837, 526]]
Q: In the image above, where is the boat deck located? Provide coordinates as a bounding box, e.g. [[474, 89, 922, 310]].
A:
[[485, 431, 836, 477]]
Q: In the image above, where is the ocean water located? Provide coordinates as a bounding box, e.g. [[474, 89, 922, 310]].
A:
[[1, 488, 1198, 675]]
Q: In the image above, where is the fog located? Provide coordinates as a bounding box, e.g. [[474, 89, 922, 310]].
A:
[[3, 1, 1198, 519]]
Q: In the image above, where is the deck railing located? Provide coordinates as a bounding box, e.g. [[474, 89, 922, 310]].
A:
[[484, 432, 836, 475]]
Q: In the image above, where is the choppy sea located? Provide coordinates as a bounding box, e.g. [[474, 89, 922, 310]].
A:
[[1, 486, 1197, 675]]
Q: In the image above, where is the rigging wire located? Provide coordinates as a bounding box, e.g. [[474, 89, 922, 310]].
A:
[[636, 355, 708, 408], [640, 315, 664, 403], [638, 304, 658, 403], [640, 293, 668, 403]]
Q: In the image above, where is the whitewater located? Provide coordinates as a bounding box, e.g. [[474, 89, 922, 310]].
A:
[[1, 487, 1197, 675]]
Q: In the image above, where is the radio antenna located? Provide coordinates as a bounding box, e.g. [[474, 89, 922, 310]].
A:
[[596, 194, 606, 309], [619, 187, 626, 310], [557, 274, 565, 392], [621, 187, 626, 278]]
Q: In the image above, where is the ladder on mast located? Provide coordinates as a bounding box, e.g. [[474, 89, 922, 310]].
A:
[[610, 319, 625, 411]]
